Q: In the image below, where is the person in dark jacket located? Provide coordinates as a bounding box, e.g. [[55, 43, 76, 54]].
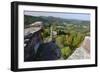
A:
[[35, 41, 61, 61]]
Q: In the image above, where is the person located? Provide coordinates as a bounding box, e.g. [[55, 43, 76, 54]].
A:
[[35, 41, 61, 61]]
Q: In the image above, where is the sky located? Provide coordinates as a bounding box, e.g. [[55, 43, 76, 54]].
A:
[[24, 11, 90, 21]]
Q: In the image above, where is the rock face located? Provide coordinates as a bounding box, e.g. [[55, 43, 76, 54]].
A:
[[68, 36, 90, 60], [81, 36, 90, 54], [24, 21, 44, 61], [68, 47, 90, 60], [24, 30, 43, 61]]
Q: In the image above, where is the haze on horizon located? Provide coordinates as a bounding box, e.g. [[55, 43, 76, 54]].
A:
[[24, 11, 90, 21]]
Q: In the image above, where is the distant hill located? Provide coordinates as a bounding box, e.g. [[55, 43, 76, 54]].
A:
[[24, 15, 90, 28]]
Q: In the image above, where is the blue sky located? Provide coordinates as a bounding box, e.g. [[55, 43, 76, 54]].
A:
[[24, 11, 90, 21]]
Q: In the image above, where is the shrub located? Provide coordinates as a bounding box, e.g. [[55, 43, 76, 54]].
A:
[[61, 47, 72, 59]]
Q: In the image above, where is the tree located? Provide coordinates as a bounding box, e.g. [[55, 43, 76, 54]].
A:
[[62, 32, 85, 59]]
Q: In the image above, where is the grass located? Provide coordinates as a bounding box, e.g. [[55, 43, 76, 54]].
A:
[[61, 47, 72, 59], [56, 35, 72, 59]]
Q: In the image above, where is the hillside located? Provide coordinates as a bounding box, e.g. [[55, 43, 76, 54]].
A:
[[24, 15, 90, 28]]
